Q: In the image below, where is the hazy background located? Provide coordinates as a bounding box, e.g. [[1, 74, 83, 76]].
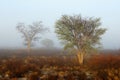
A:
[[0, 0, 120, 49]]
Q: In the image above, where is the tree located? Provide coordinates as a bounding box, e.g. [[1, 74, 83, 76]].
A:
[[16, 21, 47, 53], [40, 38, 54, 49], [55, 14, 106, 64]]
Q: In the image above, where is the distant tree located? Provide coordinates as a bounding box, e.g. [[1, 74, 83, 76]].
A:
[[55, 14, 106, 64], [16, 21, 47, 53], [41, 38, 54, 48]]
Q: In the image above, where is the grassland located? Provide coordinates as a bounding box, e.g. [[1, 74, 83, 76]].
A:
[[0, 49, 120, 80]]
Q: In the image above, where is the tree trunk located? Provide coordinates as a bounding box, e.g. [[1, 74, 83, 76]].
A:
[[27, 41, 31, 53], [77, 51, 84, 65]]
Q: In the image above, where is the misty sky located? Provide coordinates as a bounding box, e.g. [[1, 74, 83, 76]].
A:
[[0, 0, 120, 49]]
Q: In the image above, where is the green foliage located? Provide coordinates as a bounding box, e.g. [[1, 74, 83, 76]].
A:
[[55, 14, 106, 54], [41, 38, 54, 48]]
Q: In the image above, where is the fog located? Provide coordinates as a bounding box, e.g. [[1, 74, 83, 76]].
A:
[[0, 0, 120, 49]]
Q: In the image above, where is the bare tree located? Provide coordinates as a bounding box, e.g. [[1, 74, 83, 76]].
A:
[[16, 21, 47, 53]]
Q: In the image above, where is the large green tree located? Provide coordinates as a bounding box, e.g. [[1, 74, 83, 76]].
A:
[[55, 15, 106, 64]]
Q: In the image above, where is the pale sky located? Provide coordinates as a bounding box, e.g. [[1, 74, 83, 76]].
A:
[[0, 0, 120, 49]]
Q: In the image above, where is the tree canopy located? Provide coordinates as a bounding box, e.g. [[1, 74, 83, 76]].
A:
[[16, 21, 47, 52], [55, 14, 106, 64]]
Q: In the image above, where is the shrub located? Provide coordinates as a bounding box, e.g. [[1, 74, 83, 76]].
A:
[[87, 54, 120, 70]]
